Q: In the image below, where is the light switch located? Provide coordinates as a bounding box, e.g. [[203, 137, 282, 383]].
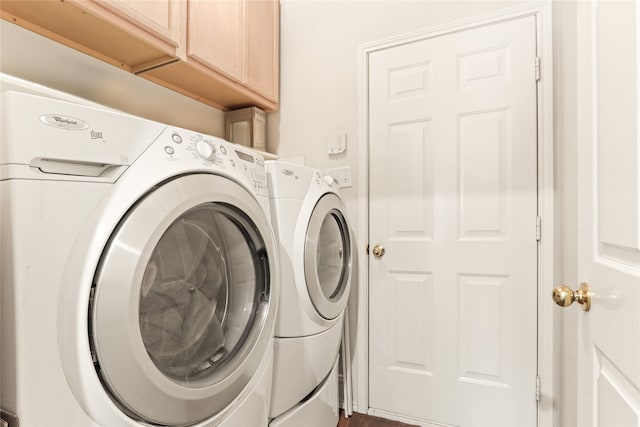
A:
[[328, 132, 347, 155]]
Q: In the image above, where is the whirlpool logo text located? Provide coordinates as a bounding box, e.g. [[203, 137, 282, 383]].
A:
[[40, 114, 89, 130]]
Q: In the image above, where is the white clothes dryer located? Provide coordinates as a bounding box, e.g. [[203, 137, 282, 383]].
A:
[[0, 75, 279, 427], [266, 161, 352, 424]]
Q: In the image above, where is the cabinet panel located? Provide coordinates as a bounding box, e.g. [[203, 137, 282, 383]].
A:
[[188, 0, 243, 81], [245, 0, 279, 101], [0, 0, 178, 70], [141, 57, 278, 111], [87, 0, 183, 48]]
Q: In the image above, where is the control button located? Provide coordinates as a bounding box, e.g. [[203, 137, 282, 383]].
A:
[[219, 145, 227, 155], [164, 146, 175, 155], [171, 133, 182, 144], [195, 139, 216, 161], [323, 175, 335, 186]]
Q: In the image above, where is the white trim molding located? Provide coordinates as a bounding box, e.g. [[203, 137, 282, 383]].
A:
[[357, 2, 554, 425]]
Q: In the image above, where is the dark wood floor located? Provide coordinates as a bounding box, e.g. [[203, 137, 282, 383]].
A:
[[337, 411, 418, 427]]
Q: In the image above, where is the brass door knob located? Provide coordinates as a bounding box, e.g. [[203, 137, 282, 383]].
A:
[[372, 244, 385, 258], [552, 282, 591, 311]]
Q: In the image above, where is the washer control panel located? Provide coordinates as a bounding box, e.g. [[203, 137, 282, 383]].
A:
[[233, 145, 268, 197], [161, 127, 268, 197]]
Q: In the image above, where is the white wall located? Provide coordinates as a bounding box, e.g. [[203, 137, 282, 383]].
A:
[[0, 20, 226, 137], [273, 0, 579, 423], [271, 0, 534, 161]]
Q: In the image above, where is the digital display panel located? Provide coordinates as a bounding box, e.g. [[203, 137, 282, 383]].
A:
[[235, 150, 255, 163]]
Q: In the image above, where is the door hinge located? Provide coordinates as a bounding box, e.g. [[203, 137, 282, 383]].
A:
[[536, 376, 542, 401], [536, 216, 542, 241], [535, 56, 541, 82]]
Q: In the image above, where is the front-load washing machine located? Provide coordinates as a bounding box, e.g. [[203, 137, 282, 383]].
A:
[[0, 75, 279, 427], [266, 161, 353, 426]]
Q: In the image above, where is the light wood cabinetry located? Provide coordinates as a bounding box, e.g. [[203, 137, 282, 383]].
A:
[[0, 0, 279, 111], [244, 0, 279, 101], [190, 0, 279, 101], [188, 0, 243, 81], [77, 0, 185, 66], [0, 0, 184, 71], [142, 0, 279, 110]]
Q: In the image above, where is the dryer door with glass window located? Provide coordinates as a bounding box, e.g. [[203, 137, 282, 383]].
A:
[[304, 193, 352, 320], [90, 173, 277, 426]]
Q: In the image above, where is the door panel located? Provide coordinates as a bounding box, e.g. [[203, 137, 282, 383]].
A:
[[369, 16, 538, 426], [575, 1, 640, 425]]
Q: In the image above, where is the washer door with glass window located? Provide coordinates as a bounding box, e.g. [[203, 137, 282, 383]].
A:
[[304, 193, 352, 320], [89, 174, 277, 426]]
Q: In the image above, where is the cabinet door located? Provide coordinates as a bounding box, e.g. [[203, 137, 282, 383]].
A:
[[77, 0, 183, 49], [187, 0, 243, 82], [244, 0, 279, 102]]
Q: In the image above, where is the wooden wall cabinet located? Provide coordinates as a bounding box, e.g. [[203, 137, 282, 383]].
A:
[[1, 0, 279, 111], [244, 0, 279, 102], [75, 0, 186, 69], [1, 0, 184, 72], [142, 0, 279, 111]]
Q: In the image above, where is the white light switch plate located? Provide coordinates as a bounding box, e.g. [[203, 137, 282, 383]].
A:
[[326, 166, 352, 188], [327, 132, 347, 155]]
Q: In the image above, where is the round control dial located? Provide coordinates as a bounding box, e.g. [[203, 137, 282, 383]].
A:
[[195, 139, 216, 162]]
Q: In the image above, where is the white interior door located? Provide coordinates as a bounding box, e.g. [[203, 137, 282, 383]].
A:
[[368, 16, 539, 426], [572, 1, 640, 425]]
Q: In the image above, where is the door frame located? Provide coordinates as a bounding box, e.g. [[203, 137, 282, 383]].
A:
[[356, 2, 554, 425]]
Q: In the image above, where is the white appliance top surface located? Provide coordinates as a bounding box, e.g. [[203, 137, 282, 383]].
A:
[[1, 72, 114, 109], [0, 74, 268, 198], [266, 160, 340, 200], [266, 161, 315, 199], [1, 90, 167, 167]]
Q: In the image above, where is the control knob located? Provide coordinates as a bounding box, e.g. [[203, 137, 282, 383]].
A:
[[195, 139, 216, 162]]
